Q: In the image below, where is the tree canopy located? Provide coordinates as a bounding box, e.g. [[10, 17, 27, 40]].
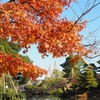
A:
[[80, 65, 98, 89], [0, 0, 88, 58], [0, 0, 100, 79]]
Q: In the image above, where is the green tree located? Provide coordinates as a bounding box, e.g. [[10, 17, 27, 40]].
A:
[[15, 72, 28, 85], [60, 55, 87, 91], [42, 77, 65, 94], [80, 65, 98, 90], [41, 69, 71, 94], [60, 56, 72, 78], [0, 39, 33, 63], [61, 55, 85, 82], [51, 69, 64, 78], [0, 39, 21, 55], [19, 55, 33, 63], [96, 60, 100, 73]]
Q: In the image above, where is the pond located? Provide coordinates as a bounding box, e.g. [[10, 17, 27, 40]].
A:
[[26, 95, 100, 100]]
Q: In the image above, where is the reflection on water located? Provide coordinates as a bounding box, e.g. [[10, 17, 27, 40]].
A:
[[27, 95, 74, 100], [26, 95, 100, 100]]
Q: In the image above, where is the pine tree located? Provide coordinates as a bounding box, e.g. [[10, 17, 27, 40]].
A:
[[80, 65, 98, 89]]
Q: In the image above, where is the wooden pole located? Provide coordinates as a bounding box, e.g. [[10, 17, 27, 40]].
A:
[[2, 73, 5, 93], [7, 72, 18, 94]]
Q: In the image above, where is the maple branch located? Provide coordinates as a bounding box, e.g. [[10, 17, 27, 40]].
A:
[[87, 55, 100, 59], [70, 6, 79, 18], [84, 38, 100, 48], [9, 0, 16, 2], [89, 26, 100, 35], [67, 1, 100, 32], [85, 43, 96, 47], [82, 0, 90, 13], [22, 2, 57, 24], [87, 16, 100, 23], [0, 10, 4, 14], [84, 39, 100, 59]]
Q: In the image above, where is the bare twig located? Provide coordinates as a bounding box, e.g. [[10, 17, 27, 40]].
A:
[[70, 6, 79, 18], [83, 0, 90, 13], [67, 1, 100, 32], [87, 55, 100, 59], [87, 15, 100, 23], [89, 26, 100, 35]]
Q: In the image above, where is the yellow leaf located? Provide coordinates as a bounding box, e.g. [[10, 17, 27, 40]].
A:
[[0, 59, 2, 62]]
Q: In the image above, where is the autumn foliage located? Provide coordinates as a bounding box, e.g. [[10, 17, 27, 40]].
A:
[[69, 55, 85, 66], [0, 0, 88, 57], [0, 51, 47, 80], [0, 0, 89, 79]]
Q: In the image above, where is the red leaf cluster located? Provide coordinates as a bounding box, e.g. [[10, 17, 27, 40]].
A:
[[0, 52, 47, 80]]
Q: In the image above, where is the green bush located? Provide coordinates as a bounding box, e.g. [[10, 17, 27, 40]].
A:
[[48, 88, 63, 95], [25, 84, 33, 89], [2, 89, 26, 100]]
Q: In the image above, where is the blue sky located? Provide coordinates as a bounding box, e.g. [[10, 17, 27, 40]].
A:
[[1, 0, 100, 78]]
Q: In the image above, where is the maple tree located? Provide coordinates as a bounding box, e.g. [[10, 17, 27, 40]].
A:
[[0, 51, 47, 80], [0, 0, 88, 57], [0, 0, 100, 79], [0, 39, 47, 80]]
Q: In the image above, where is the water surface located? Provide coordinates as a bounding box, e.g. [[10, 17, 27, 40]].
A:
[[26, 95, 100, 100]]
